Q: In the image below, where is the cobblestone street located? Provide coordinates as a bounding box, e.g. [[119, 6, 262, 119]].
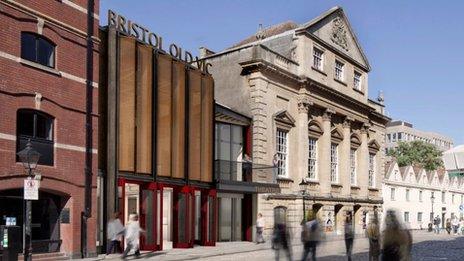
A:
[[100, 231, 464, 261]]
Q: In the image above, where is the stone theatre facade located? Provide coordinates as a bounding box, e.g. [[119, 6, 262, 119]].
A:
[[203, 6, 390, 238]]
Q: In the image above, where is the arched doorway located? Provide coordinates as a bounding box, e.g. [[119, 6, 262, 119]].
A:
[[0, 189, 65, 253]]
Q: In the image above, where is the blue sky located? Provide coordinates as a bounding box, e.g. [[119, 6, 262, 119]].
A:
[[100, 0, 464, 145]]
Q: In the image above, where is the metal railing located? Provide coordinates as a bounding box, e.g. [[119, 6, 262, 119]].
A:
[[214, 160, 277, 184]]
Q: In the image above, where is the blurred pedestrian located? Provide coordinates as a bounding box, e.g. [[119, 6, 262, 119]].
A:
[[452, 216, 459, 235], [460, 218, 464, 235], [272, 223, 292, 261], [445, 218, 452, 234], [381, 210, 412, 261], [256, 213, 266, 244], [301, 211, 320, 261], [122, 213, 144, 259], [433, 215, 441, 234], [107, 212, 124, 254], [367, 213, 380, 261], [344, 215, 354, 261]]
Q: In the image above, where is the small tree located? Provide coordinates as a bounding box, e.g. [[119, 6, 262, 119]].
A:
[[387, 140, 443, 171]]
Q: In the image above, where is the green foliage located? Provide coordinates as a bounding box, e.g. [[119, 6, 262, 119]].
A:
[[387, 140, 443, 171]]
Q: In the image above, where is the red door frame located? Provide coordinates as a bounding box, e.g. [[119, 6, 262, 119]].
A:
[[201, 189, 217, 246], [172, 185, 195, 248], [117, 178, 163, 251]]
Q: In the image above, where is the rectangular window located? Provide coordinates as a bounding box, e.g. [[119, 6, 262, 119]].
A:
[[419, 190, 423, 202], [368, 153, 376, 187], [308, 138, 318, 179], [391, 187, 395, 201], [452, 194, 455, 204], [313, 48, 323, 70], [406, 189, 410, 201], [404, 212, 410, 223], [276, 129, 288, 177], [442, 191, 446, 203], [398, 132, 403, 141], [350, 148, 357, 185], [354, 71, 361, 90], [330, 143, 339, 183], [418, 212, 423, 222], [461, 195, 463, 204], [387, 134, 391, 143], [392, 133, 397, 142], [335, 60, 344, 81]]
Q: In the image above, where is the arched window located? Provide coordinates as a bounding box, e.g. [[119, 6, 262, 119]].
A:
[[16, 109, 54, 166], [21, 32, 56, 68]]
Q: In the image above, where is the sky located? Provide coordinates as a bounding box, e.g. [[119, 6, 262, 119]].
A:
[[100, 0, 464, 145]]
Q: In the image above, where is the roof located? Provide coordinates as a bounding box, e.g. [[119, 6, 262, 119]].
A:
[[229, 21, 298, 49], [399, 166, 409, 180]]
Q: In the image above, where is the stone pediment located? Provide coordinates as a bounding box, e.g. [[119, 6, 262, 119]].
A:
[[331, 127, 344, 143], [298, 6, 370, 71], [308, 120, 323, 136], [274, 110, 295, 128], [368, 139, 380, 151]]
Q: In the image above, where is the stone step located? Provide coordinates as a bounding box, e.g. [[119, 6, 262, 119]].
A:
[[18, 252, 68, 260]]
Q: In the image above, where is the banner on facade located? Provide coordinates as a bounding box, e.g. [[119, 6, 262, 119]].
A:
[[24, 179, 39, 200]]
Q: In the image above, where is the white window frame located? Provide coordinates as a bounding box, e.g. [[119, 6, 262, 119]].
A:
[[330, 143, 339, 183], [418, 212, 422, 222], [406, 189, 410, 201], [354, 71, 362, 90], [335, 60, 344, 81], [419, 190, 423, 202], [391, 187, 395, 201], [312, 47, 323, 71], [350, 148, 357, 185], [442, 191, 446, 203], [404, 212, 410, 223], [276, 129, 288, 177], [308, 137, 318, 180], [368, 153, 376, 188]]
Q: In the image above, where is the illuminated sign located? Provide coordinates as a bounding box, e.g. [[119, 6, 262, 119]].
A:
[[108, 10, 212, 73]]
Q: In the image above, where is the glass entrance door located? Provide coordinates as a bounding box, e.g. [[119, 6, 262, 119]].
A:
[[118, 179, 162, 251]]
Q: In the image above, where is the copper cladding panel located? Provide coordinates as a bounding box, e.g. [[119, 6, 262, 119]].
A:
[[171, 61, 185, 179], [118, 37, 136, 172], [136, 44, 153, 174], [156, 54, 172, 177], [201, 75, 214, 183], [188, 70, 202, 181]]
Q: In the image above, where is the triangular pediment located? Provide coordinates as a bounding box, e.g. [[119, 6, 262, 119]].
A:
[[331, 127, 344, 142], [350, 133, 361, 147], [297, 6, 370, 71], [368, 139, 380, 151], [274, 110, 295, 127], [386, 162, 400, 181]]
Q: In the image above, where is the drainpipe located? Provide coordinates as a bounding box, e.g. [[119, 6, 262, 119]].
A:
[[82, 0, 95, 258]]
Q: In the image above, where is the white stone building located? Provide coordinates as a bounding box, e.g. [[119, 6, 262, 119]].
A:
[[203, 6, 390, 240], [386, 120, 453, 152], [383, 162, 464, 230]]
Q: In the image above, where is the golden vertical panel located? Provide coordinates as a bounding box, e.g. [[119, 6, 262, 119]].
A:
[[118, 36, 136, 172], [188, 70, 202, 181], [201, 75, 214, 182], [171, 61, 185, 179], [136, 44, 153, 174], [156, 54, 172, 177]]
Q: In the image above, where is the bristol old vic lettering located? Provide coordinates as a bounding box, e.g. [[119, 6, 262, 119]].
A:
[[108, 10, 212, 73]]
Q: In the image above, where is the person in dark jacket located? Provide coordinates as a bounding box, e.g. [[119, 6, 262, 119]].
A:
[[382, 210, 412, 261], [344, 215, 354, 261], [273, 223, 292, 261], [367, 213, 381, 261], [301, 211, 321, 261]]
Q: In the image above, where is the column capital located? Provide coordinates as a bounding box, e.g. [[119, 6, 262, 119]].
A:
[[342, 116, 354, 128], [297, 100, 313, 114], [322, 108, 335, 121], [360, 122, 371, 134]]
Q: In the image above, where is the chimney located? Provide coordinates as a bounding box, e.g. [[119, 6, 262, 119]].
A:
[[377, 90, 385, 105], [199, 46, 215, 59]]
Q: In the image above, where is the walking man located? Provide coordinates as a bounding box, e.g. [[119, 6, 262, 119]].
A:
[[122, 214, 144, 259], [256, 213, 265, 244], [107, 212, 124, 254], [367, 214, 380, 261], [301, 211, 320, 261], [433, 215, 441, 234], [344, 215, 354, 261]]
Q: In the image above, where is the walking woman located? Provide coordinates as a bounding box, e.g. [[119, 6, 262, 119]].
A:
[[344, 215, 354, 261], [381, 210, 412, 261], [366, 213, 381, 261]]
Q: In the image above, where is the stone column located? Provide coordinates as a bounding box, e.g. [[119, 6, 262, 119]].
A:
[[319, 109, 334, 196], [340, 117, 353, 196], [248, 77, 269, 165], [359, 123, 371, 197], [297, 92, 312, 187]]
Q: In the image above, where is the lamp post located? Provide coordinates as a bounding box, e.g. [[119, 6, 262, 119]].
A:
[[299, 179, 309, 221], [17, 140, 41, 261], [431, 193, 435, 224]]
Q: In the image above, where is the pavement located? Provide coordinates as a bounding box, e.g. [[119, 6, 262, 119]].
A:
[[91, 230, 464, 260]]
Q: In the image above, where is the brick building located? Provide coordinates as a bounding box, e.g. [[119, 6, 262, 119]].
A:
[[0, 0, 99, 258]]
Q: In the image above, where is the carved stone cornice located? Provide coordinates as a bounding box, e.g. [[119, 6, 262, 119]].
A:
[[322, 108, 335, 121], [360, 122, 371, 134]]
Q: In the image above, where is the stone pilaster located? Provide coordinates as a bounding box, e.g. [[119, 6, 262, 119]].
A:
[[340, 117, 353, 196], [359, 123, 371, 197], [249, 77, 269, 164], [319, 109, 334, 196], [297, 91, 312, 187]]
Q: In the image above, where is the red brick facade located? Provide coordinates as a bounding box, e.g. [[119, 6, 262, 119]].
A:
[[0, 0, 99, 257]]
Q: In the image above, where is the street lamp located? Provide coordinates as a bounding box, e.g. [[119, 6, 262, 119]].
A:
[[299, 179, 309, 221], [431, 193, 435, 224], [17, 140, 41, 261]]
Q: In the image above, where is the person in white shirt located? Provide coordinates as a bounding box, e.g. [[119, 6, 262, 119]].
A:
[[256, 213, 265, 244], [107, 212, 124, 254], [122, 214, 144, 259]]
